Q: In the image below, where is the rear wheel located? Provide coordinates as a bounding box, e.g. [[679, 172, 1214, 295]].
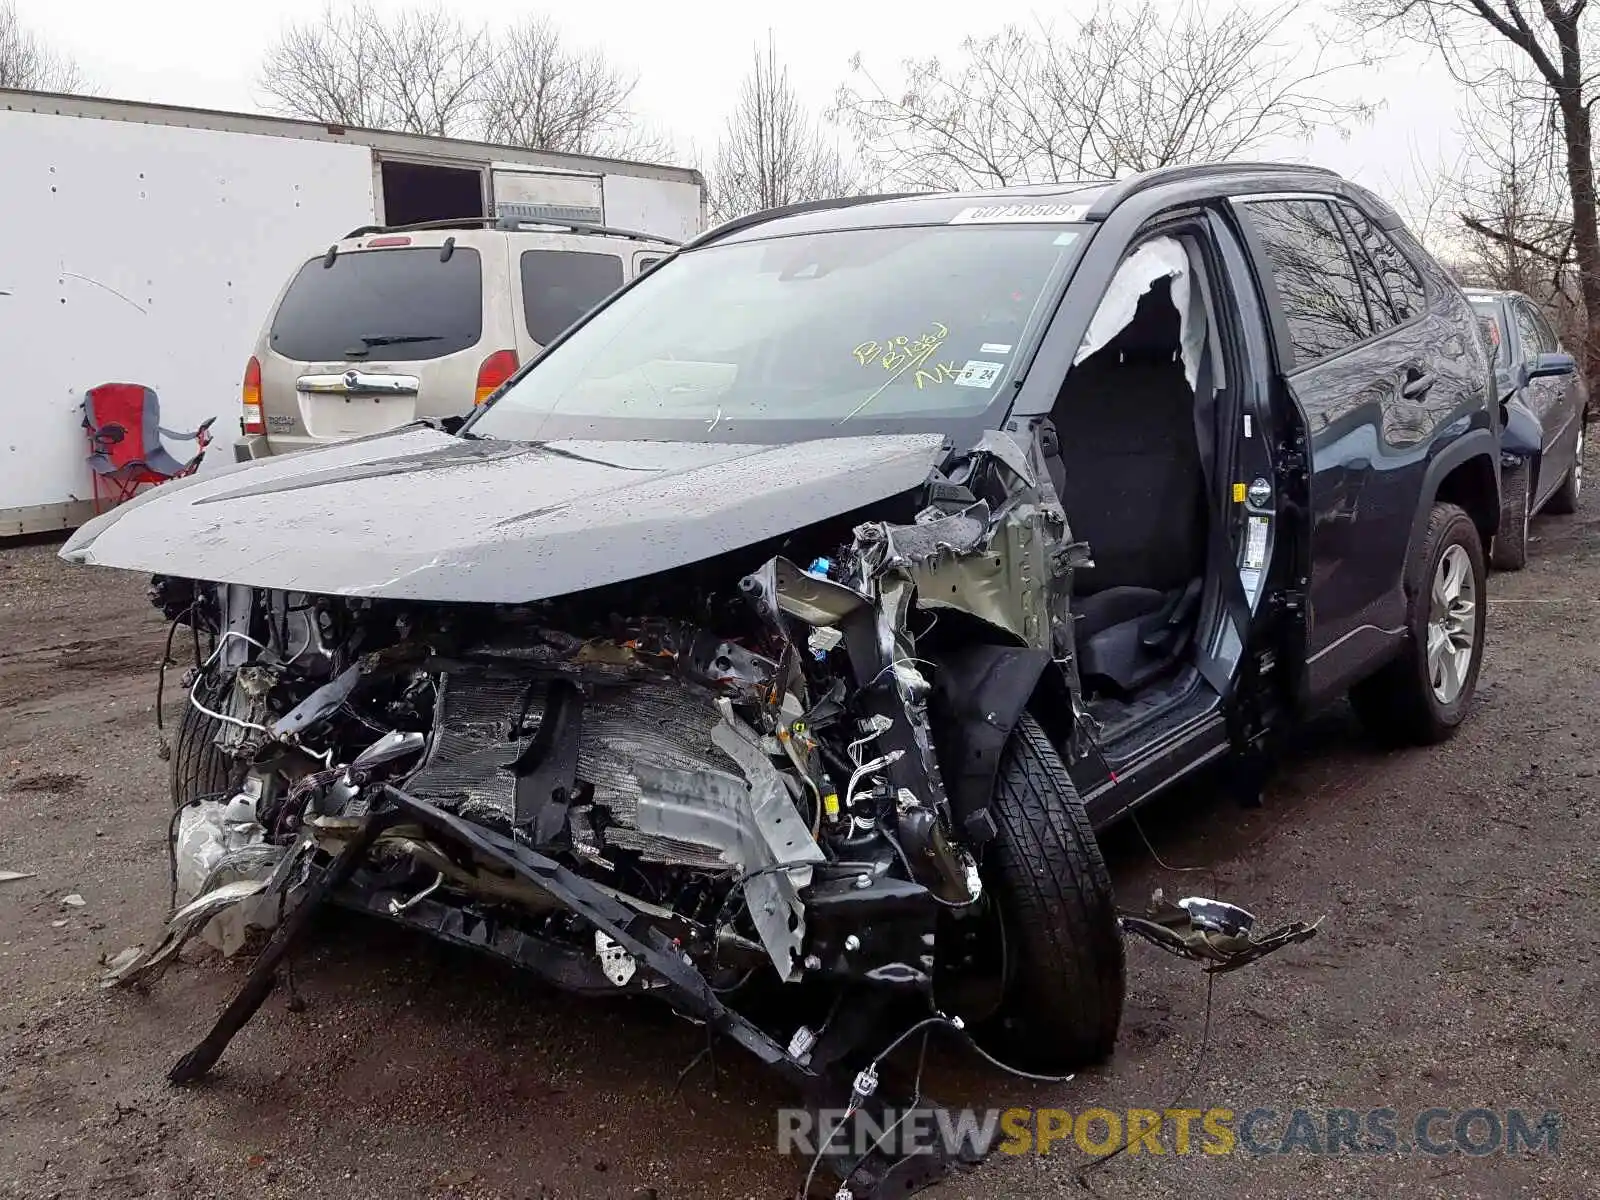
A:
[[977, 712, 1124, 1071], [1545, 421, 1584, 515], [1489, 458, 1530, 571], [1351, 502, 1486, 746]]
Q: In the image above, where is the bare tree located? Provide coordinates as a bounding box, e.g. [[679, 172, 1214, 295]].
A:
[[260, 4, 668, 159], [1341, 0, 1600, 397], [478, 16, 664, 157], [259, 2, 488, 136], [710, 36, 856, 222], [0, 0, 89, 92], [833, 0, 1372, 191]]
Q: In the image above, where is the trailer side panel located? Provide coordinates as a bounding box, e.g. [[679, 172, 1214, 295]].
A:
[[0, 110, 375, 534]]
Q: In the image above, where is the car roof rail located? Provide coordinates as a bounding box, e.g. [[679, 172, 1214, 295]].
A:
[[340, 215, 681, 246], [682, 193, 927, 250], [1085, 161, 1344, 218]]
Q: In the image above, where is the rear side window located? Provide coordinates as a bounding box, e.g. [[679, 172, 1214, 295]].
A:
[[1337, 202, 1428, 325], [1240, 198, 1373, 367], [520, 250, 624, 345], [269, 248, 483, 362]]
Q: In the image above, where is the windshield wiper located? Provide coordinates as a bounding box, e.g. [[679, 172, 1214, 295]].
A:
[[344, 334, 445, 356]]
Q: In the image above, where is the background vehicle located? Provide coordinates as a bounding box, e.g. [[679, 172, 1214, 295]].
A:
[[0, 86, 704, 535], [1465, 287, 1586, 570], [238, 219, 678, 460], [64, 167, 1497, 1113]]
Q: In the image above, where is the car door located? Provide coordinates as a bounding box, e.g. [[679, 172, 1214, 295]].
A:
[[1514, 298, 1582, 505], [1233, 194, 1474, 701]]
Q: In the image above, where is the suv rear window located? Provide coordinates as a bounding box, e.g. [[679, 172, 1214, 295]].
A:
[[520, 250, 624, 345], [269, 248, 484, 362]]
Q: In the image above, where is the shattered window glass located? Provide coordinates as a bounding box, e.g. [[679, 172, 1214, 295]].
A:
[[1240, 199, 1373, 368], [474, 224, 1086, 439]]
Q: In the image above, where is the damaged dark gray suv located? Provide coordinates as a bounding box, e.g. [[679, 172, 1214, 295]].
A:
[[64, 162, 1494, 1197]]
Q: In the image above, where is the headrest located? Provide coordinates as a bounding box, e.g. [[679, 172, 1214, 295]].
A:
[[1102, 276, 1181, 363]]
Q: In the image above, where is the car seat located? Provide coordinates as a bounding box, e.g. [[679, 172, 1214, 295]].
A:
[[1051, 277, 1209, 697]]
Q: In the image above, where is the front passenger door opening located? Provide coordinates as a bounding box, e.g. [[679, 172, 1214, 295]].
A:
[[1049, 228, 1271, 746]]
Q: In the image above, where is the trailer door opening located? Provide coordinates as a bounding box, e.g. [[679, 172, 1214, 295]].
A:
[[380, 161, 485, 227]]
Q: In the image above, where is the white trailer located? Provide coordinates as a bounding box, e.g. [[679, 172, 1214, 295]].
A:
[[0, 88, 706, 536]]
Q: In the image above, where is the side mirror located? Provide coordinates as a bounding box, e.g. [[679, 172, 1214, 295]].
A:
[[1529, 351, 1577, 380]]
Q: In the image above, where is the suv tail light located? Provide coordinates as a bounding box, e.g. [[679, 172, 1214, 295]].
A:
[[242, 356, 264, 434], [474, 349, 519, 405]]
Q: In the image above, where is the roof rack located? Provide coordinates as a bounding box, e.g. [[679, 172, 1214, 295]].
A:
[[341, 215, 681, 246], [1085, 162, 1343, 219], [683, 193, 927, 250]]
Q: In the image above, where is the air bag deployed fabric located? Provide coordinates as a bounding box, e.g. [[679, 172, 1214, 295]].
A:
[[1074, 236, 1207, 390]]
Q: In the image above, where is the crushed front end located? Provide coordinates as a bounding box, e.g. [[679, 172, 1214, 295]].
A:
[[108, 432, 1094, 1195]]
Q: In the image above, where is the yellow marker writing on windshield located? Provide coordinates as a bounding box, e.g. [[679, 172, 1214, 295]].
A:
[[854, 322, 951, 376]]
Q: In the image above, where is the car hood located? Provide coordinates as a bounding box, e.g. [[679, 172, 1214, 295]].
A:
[[60, 427, 948, 603]]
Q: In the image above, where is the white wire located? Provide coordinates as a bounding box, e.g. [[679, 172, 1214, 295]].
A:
[[845, 750, 903, 809], [191, 630, 273, 733], [188, 682, 270, 734], [846, 723, 888, 770], [283, 609, 317, 666], [200, 629, 269, 671]]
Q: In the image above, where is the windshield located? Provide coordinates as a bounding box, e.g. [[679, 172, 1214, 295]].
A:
[[471, 223, 1087, 442]]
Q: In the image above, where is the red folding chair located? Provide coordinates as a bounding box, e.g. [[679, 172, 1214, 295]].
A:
[[82, 384, 216, 512]]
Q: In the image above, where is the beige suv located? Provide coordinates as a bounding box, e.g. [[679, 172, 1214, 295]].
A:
[[234, 219, 677, 460]]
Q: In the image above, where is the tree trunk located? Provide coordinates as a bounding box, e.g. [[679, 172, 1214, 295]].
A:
[[1560, 98, 1600, 405]]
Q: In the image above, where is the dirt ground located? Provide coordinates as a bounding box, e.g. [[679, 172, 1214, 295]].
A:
[[2, 465, 1596, 1200]]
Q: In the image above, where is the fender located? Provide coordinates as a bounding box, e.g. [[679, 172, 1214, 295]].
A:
[[925, 643, 1054, 838], [1407, 426, 1500, 572], [1500, 395, 1543, 459]]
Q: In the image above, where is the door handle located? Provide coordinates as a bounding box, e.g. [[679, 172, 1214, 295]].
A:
[[1401, 371, 1435, 399]]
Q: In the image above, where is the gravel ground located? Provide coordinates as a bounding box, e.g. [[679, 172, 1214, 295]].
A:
[[1, 461, 1595, 1200]]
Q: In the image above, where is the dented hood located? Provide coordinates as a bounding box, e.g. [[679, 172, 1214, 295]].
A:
[[61, 427, 948, 602]]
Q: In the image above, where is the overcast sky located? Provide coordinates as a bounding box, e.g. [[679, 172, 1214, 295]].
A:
[[14, 0, 1470, 221]]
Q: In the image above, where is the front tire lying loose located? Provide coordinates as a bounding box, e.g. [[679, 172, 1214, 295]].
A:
[[980, 712, 1124, 1072]]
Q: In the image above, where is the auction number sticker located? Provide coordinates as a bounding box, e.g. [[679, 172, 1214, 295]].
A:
[[949, 202, 1089, 225], [954, 360, 1004, 388]]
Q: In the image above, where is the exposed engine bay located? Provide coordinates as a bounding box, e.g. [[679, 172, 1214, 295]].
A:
[[99, 430, 1319, 1198], [125, 433, 1065, 996]]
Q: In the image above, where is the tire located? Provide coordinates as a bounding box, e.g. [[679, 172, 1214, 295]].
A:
[[1545, 420, 1585, 515], [1350, 502, 1486, 746], [169, 692, 234, 808], [980, 712, 1124, 1071], [1488, 457, 1530, 571]]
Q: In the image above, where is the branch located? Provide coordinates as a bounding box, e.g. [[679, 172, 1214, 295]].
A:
[[1461, 213, 1577, 261]]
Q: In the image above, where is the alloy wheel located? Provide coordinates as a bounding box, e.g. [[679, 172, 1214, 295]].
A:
[[1427, 544, 1477, 704]]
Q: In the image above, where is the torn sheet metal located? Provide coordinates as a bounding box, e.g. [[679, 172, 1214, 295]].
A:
[[105, 836, 308, 988], [634, 711, 826, 980], [856, 431, 1075, 654], [173, 799, 284, 955], [765, 556, 869, 627], [1073, 235, 1208, 390]]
